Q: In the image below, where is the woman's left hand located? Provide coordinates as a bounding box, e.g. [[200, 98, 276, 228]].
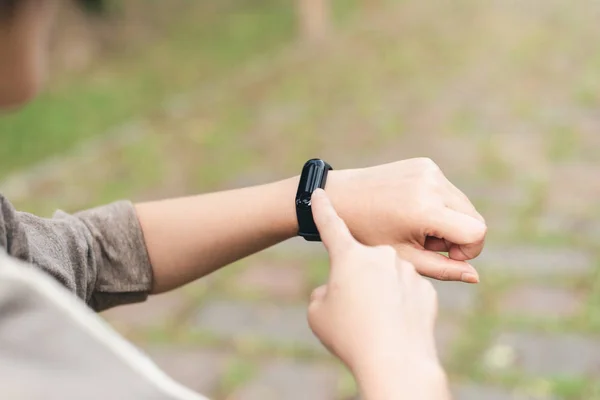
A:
[[326, 157, 486, 283]]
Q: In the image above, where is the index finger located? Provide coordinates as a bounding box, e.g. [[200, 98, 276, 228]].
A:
[[311, 189, 358, 259]]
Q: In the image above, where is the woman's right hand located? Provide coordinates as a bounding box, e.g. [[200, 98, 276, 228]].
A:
[[307, 189, 450, 400]]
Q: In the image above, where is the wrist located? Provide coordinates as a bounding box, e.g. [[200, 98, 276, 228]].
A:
[[323, 169, 360, 234], [268, 175, 302, 240], [353, 354, 448, 400], [280, 168, 350, 241]]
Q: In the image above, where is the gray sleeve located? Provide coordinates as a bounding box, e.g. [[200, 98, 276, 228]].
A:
[[0, 194, 153, 312]]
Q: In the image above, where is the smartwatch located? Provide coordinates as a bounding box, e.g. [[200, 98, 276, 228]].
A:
[[295, 158, 333, 241]]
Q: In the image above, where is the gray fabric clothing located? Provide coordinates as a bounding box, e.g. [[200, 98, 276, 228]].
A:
[[0, 194, 209, 398], [0, 194, 153, 311], [0, 250, 207, 400]]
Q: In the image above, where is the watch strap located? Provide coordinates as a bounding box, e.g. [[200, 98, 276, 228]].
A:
[[296, 159, 332, 241]]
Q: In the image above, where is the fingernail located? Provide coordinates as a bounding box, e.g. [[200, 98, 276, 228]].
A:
[[312, 189, 326, 199], [461, 272, 479, 284]]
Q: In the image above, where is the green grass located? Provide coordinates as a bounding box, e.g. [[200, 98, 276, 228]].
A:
[[0, 0, 297, 178], [219, 358, 257, 392]]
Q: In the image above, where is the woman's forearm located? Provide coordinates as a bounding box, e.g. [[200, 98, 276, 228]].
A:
[[135, 176, 300, 293]]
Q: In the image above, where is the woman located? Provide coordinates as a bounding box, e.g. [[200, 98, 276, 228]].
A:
[[0, 1, 486, 399]]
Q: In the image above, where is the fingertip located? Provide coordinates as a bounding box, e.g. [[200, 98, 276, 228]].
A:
[[460, 272, 480, 284], [310, 188, 352, 254], [459, 262, 480, 283], [448, 245, 466, 261], [407, 247, 481, 283], [311, 188, 329, 212], [312, 188, 328, 204], [448, 244, 473, 261], [313, 188, 326, 197], [448, 240, 485, 261]]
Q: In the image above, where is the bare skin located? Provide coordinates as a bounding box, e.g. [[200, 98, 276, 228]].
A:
[[138, 159, 486, 294], [1, 2, 485, 397], [309, 189, 450, 400]]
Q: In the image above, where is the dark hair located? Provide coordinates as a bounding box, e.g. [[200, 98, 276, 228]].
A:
[[0, 0, 18, 23], [0, 0, 105, 17], [0, 0, 18, 12]]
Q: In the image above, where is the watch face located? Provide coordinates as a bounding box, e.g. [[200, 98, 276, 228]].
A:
[[296, 192, 312, 208], [297, 159, 327, 195]]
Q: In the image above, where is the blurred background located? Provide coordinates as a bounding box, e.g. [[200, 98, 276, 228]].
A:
[[1, 0, 600, 399]]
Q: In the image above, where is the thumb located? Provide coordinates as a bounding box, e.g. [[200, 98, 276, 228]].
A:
[[311, 189, 357, 258]]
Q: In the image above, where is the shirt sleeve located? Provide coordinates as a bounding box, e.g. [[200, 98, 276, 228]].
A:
[[0, 194, 153, 312]]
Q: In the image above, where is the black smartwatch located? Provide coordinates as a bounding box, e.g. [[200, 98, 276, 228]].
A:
[[295, 158, 333, 241]]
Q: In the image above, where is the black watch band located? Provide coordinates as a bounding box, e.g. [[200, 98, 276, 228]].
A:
[[295, 159, 333, 241]]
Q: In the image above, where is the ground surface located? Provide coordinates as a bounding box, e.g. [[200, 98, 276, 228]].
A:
[[2, 1, 600, 399]]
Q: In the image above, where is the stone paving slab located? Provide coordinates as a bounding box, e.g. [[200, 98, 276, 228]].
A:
[[233, 262, 307, 300], [264, 237, 328, 258], [459, 183, 529, 209], [472, 246, 594, 277], [101, 290, 191, 331], [498, 285, 584, 318], [431, 280, 478, 314], [489, 332, 600, 377], [231, 360, 340, 400], [141, 346, 228, 396], [546, 163, 600, 215], [453, 384, 559, 400], [192, 300, 323, 350], [537, 213, 600, 239]]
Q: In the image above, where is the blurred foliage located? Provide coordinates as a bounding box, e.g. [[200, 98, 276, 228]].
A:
[[77, 0, 106, 13], [0, 0, 360, 178], [0, 1, 283, 176]]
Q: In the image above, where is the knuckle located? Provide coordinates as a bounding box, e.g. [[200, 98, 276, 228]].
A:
[[455, 187, 472, 203], [424, 158, 442, 175], [412, 158, 442, 180], [414, 157, 438, 169], [436, 268, 451, 281], [416, 204, 439, 228]]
